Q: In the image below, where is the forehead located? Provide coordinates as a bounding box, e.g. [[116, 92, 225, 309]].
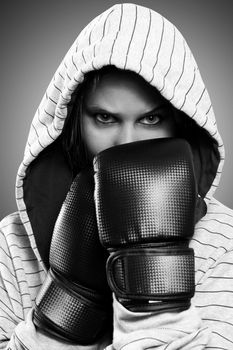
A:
[[84, 70, 167, 109]]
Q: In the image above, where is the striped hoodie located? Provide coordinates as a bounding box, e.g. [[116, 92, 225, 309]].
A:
[[0, 3, 233, 349]]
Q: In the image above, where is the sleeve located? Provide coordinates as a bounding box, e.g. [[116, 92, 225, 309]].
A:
[[0, 228, 26, 349], [106, 295, 210, 350], [0, 229, 110, 350]]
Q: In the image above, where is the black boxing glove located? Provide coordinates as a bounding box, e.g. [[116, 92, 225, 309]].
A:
[[33, 168, 112, 344], [94, 138, 197, 313]]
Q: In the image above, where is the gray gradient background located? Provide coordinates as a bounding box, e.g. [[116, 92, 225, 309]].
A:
[[1, 1, 233, 218]]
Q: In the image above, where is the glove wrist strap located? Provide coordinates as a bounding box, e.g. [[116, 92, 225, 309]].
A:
[[107, 246, 195, 312], [33, 269, 111, 344]]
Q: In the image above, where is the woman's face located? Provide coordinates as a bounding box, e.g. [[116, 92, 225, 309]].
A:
[[81, 70, 176, 157]]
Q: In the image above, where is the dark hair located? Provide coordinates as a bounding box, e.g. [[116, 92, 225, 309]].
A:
[[61, 65, 127, 174]]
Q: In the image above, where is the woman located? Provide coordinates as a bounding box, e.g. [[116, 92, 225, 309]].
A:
[[0, 3, 232, 349]]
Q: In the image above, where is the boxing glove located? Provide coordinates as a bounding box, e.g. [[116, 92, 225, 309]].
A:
[[33, 168, 112, 344], [94, 138, 197, 313]]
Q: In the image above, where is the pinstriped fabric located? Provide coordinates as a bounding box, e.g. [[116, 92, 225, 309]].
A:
[[0, 213, 45, 346], [190, 198, 233, 350]]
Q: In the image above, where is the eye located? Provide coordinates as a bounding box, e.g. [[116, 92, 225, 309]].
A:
[[139, 114, 161, 126], [95, 113, 116, 124]]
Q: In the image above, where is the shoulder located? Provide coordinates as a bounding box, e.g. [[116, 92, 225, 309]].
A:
[[0, 211, 45, 304], [199, 198, 233, 241], [191, 198, 233, 278], [198, 198, 233, 250], [0, 211, 25, 230], [0, 211, 31, 262], [205, 197, 233, 222], [0, 211, 26, 259], [191, 198, 233, 254]]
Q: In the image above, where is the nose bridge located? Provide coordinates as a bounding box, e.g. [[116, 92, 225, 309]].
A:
[[116, 122, 137, 146]]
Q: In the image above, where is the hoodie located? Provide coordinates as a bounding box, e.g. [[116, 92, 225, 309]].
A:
[[0, 3, 233, 349]]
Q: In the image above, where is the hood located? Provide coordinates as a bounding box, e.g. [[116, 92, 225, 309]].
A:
[[15, 3, 224, 269]]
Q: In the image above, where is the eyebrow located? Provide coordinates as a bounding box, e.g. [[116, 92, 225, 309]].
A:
[[142, 104, 170, 116], [84, 103, 170, 117]]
